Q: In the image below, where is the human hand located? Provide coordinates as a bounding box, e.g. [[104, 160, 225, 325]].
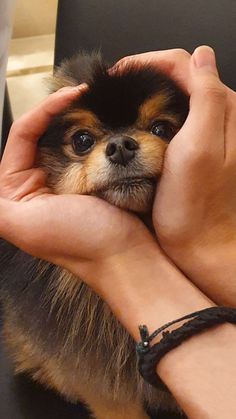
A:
[[0, 86, 154, 296], [116, 46, 236, 307], [152, 46, 236, 306]]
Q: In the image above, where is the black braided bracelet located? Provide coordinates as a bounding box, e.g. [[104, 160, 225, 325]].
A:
[[136, 306, 236, 390]]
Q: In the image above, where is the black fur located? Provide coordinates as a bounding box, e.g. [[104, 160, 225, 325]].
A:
[[75, 55, 188, 129], [40, 52, 188, 147]]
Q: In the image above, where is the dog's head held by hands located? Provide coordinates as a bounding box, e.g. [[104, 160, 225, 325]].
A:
[[39, 52, 188, 213]]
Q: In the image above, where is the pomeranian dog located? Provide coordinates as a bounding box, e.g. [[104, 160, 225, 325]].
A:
[[0, 53, 188, 419]]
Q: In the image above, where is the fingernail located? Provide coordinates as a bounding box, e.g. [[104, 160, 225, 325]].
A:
[[108, 66, 115, 75], [76, 83, 88, 91], [193, 46, 217, 72], [67, 83, 88, 94]]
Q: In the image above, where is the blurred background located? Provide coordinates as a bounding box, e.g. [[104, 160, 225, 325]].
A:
[[7, 0, 57, 119]]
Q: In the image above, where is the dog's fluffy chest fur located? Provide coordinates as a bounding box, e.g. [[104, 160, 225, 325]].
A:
[[0, 242, 177, 412]]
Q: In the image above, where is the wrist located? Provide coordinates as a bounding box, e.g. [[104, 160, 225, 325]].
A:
[[94, 240, 213, 341]]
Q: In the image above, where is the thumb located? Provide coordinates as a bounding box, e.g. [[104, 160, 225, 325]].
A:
[[183, 46, 226, 149]]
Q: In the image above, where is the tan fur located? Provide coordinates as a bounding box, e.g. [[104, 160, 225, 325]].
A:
[[5, 325, 149, 419], [138, 93, 180, 128], [133, 131, 167, 173], [45, 129, 166, 212], [64, 109, 102, 130], [48, 269, 138, 397], [87, 398, 150, 419], [2, 266, 178, 416], [50, 74, 77, 92]]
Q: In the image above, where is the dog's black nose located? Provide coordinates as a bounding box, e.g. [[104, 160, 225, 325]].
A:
[[106, 136, 139, 166]]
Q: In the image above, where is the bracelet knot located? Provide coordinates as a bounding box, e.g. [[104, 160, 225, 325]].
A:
[[136, 306, 236, 390]]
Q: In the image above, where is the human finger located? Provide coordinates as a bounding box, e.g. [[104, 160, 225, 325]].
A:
[[110, 49, 191, 92], [0, 84, 87, 174], [176, 46, 227, 155]]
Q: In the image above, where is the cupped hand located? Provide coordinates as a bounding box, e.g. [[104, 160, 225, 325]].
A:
[[152, 47, 236, 305], [116, 46, 236, 307], [0, 86, 153, 294]]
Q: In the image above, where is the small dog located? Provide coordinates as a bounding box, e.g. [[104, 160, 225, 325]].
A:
[[0, 53, 188, 419]]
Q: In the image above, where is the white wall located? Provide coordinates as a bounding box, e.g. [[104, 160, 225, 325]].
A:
[[12, 0, 57, 38]]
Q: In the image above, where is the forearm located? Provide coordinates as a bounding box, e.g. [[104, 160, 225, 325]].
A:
[[97, 242, 236, 418], [158, 322, 236, 419], [97, 243, 213, 339]]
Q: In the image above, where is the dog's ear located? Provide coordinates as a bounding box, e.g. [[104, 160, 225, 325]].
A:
[[48, 51, 107, 92]]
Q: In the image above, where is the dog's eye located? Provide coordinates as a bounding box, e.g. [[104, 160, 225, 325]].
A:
[[151, 121, 175, 142], [72, 131, 95, 154]]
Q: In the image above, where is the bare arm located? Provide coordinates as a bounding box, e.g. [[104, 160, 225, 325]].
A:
[[100, 243, 236, 419]]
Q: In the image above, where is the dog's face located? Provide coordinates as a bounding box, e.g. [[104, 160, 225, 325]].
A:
[[39, 54, 188, 213]]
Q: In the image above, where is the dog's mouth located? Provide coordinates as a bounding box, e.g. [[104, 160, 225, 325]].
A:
[[93, 176, 157, 213], [96, 176, 156, 193]]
